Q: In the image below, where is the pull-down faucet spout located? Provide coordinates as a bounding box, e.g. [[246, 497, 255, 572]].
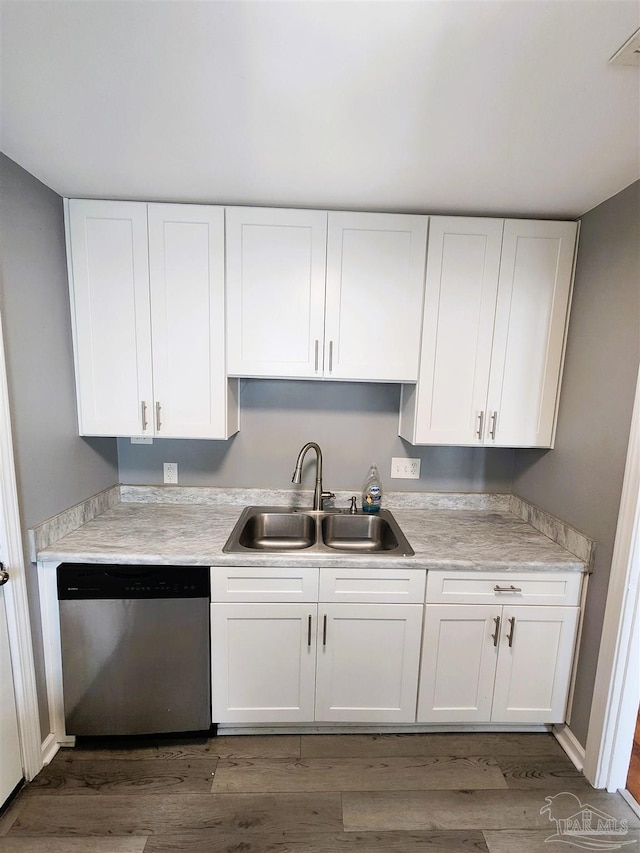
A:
[[291, 442, 335, 511]]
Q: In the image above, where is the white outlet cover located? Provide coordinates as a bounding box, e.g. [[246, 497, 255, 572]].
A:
[[390, 457, 421, 479], [163, 462, 178, 484]]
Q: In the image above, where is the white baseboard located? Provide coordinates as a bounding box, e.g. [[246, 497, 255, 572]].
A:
[[40, 732, 59, 767], [620, 789, 640, 819], [554, 723, 586, 771]]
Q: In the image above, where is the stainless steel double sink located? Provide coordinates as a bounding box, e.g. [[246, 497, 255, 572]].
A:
[[223, 506, 414, 556]]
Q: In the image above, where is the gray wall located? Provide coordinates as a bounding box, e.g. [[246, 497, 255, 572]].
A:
[[512, 180, 640, 748], [118, 379, 516, 495], [0, 153, 119, 739]]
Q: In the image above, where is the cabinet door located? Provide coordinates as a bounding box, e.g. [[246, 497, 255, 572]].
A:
[[401, 217, 503, 444], [324, 212, 428, 382], [486, 220, 578, 447], [225, 207, 328, 378], [417, 604, 498, 723], [211, 603, 317, 723], [148, 204, 238, 439], [315, 604, 422, 723], [66, 199, 153, 436], [491, 605, 579, 724]]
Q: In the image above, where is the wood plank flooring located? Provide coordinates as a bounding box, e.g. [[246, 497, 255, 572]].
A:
[[1, 732, 639, 852]]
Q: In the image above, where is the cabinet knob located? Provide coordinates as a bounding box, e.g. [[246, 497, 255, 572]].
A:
[[476, 411, 485, 440], [156, 402, 162, 432], [141, 401, 148, 431], [506, 616, 516, 648]]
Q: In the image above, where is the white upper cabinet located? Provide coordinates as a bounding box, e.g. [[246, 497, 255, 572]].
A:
[[400, 216, 577, 447], [400, 217, 504, 445], [324, 212, 428, 382], [225, 207, 328, 378], [148, 204, 236, 439], [486, 220, 578, 447], [66, 200, 153, 437], [66, 199, 238, 439], [226, 207, 428, 382]]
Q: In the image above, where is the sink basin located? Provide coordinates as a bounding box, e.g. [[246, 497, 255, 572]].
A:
[[321, 513, 399, 552], [237, 511, 316, 551], [223, 506, 414, 556]]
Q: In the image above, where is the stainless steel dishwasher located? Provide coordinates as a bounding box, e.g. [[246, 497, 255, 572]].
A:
[[57, 563, 210, 736]]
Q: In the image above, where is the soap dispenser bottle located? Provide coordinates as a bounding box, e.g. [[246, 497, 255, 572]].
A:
[[362, 463, 382, 514]]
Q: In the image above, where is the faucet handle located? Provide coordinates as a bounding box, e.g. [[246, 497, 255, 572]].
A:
[[349, 496, 358, 514], [320, 490, 335, 509]]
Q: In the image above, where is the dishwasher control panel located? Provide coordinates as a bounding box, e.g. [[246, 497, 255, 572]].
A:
[[57, 563, 210, 599]]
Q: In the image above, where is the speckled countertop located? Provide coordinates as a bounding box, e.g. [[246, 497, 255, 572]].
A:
[[36, 494, 587, 572]]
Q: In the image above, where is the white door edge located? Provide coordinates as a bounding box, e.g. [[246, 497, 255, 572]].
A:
[[0, 309, 43, 781], [584, 364, 640, 791]]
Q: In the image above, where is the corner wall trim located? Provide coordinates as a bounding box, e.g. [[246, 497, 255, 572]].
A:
[[40, 732, 59, 767], [584, 364, 640, 792], [0, 306, 42, 783], [554, 723, 586, 772]]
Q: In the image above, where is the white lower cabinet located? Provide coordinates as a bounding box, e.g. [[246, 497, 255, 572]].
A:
[[211, 603, 317, 723], [491, 605, 579, 723], [314, 604, 423, 723], [211, 566, 581, 728], [417, 572, 581, 724], [417, 604, 498, 723], [210, 567, 425, 725]]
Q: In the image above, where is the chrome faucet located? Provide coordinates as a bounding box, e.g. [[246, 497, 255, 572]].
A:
[[291, 442, 335, 511]]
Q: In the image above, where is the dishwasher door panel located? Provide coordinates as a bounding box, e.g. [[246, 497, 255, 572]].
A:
[[59, 597, 210, 736]]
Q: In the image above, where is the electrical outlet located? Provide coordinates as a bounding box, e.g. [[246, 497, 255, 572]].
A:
[[390, 457, 421, 479], [163, 462, 178, 484]]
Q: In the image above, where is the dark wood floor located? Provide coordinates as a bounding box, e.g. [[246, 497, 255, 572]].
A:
[[1, 732, 639, 852]]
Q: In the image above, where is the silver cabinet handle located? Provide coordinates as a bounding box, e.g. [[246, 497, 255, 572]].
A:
[[507, 616, 516, 648], [307, 615, 312, 647], [489, 411, 498, 440], [322, 614, 327, 646], [0, 567, 9, 587], [491, 616, 500, 647], [314, 340, 319, 373], [328, 341, 333, 373], [156, 402, 162, 432], [494, 585, 523, 593], [141, 401, 148, 431], [476, 411, 484, 440]]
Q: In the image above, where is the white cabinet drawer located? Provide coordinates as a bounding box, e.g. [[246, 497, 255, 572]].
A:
[[425, 571, 582, 606], [211, 566, 319, 602], [319, 568, 426, 603]]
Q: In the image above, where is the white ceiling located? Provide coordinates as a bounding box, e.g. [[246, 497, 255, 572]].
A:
[[1, 0, 639, 218]]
